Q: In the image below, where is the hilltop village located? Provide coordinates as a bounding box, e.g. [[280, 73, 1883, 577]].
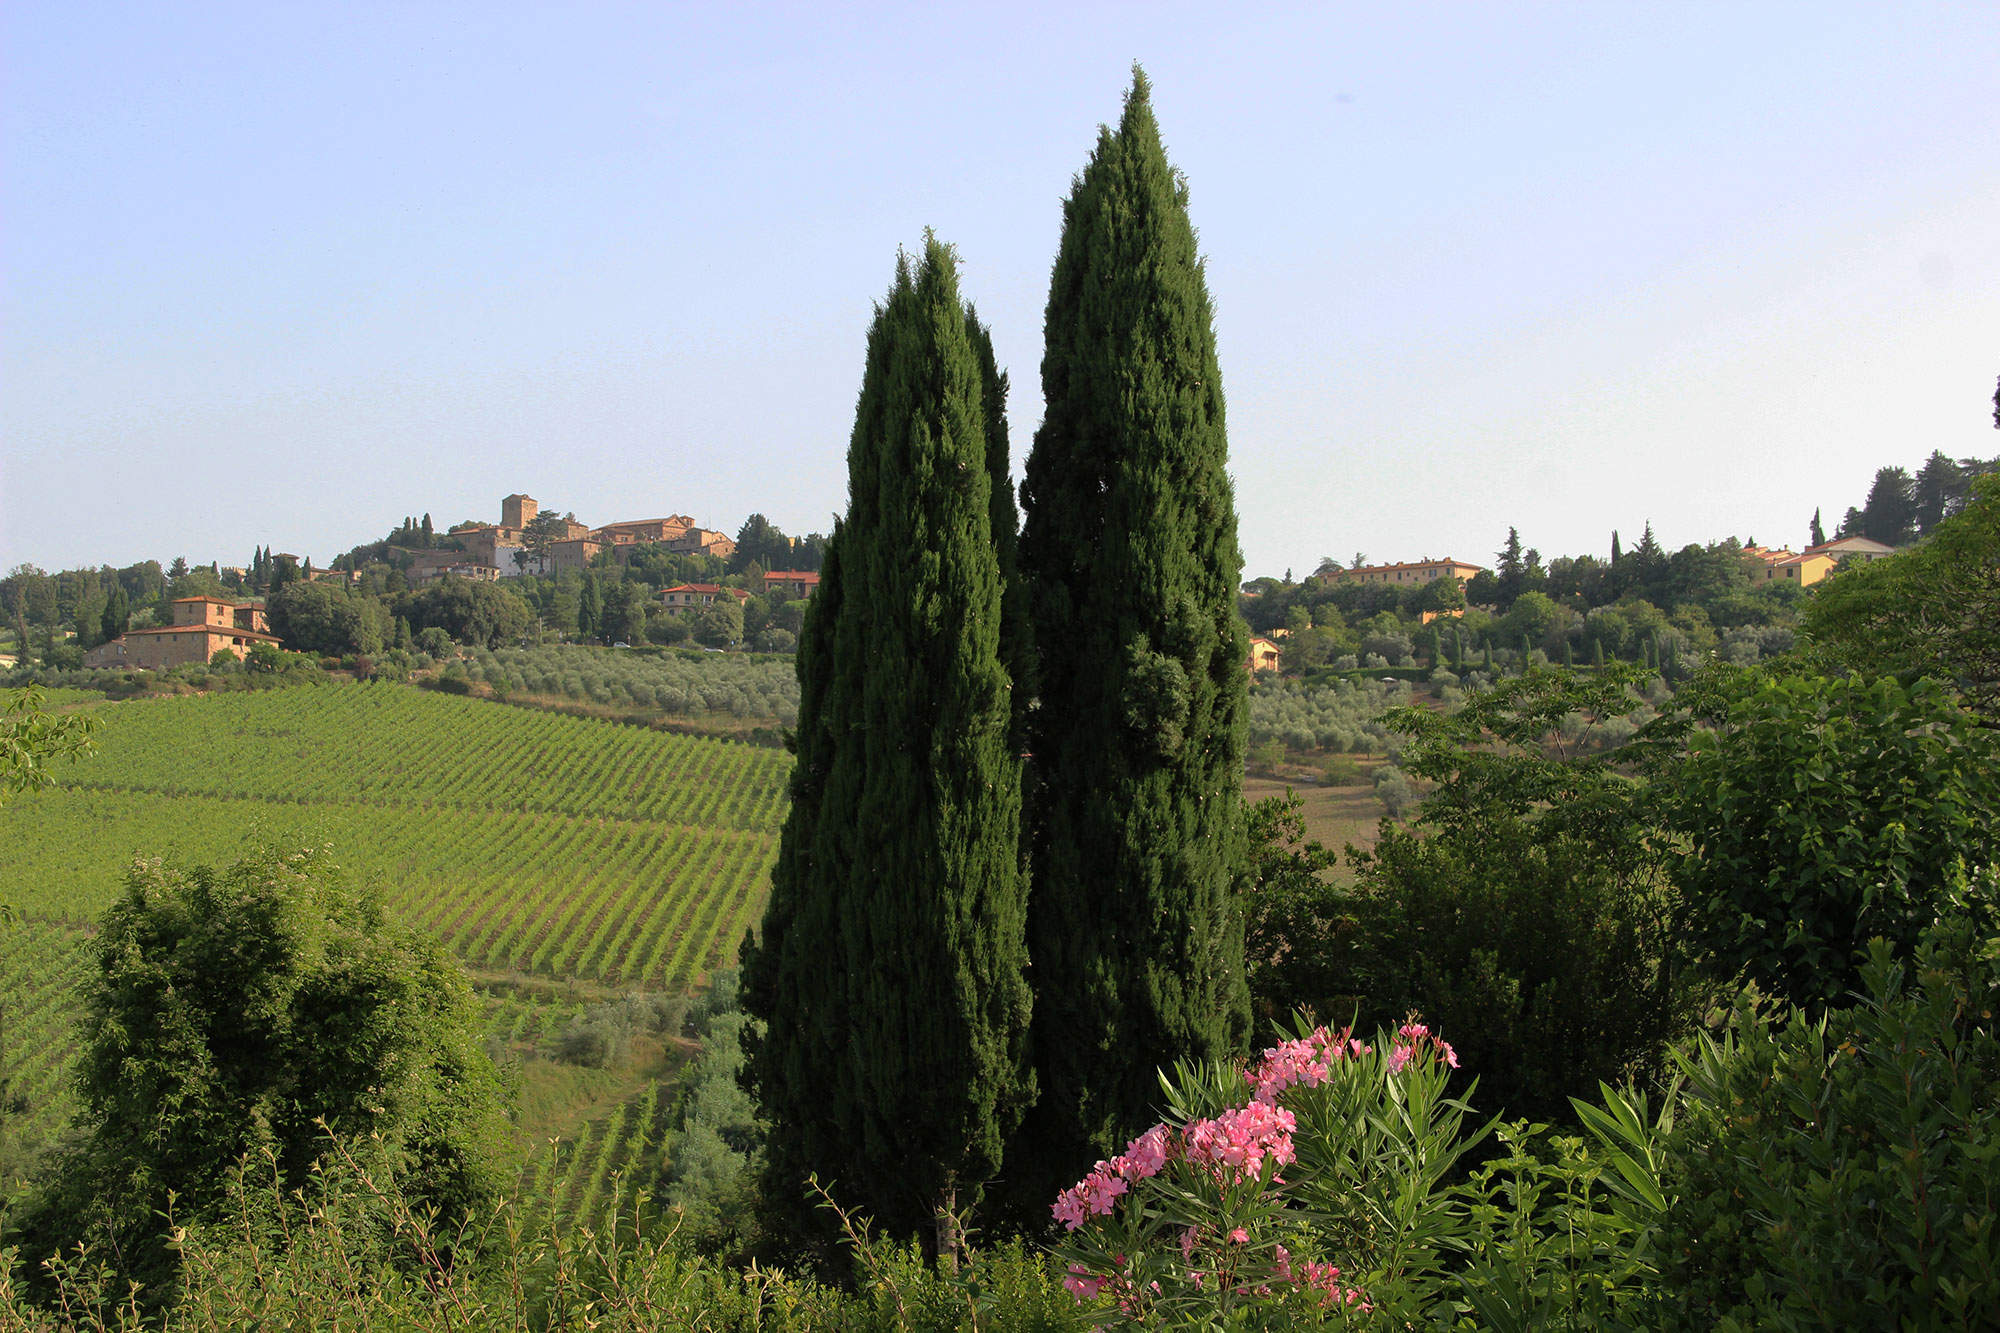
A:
[[6, 447, 1971, 687]]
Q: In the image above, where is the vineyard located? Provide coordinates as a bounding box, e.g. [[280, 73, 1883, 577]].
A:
[[0, 683, 790, 1228]]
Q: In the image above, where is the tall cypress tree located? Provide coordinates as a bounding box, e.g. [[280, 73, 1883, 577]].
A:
[[741, 239, 1031, 1248], [1015, 68, 1249, 1186]]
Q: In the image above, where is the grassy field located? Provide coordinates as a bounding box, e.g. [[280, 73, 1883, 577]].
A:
[[0, 682, 790, 1230], [1243, 771, 1388, 866]]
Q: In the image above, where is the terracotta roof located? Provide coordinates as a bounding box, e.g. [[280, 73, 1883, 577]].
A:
[[172, 596, 260, 607], [1802, 536, 1897, 556], [1329, 557, 1484, 576], [123, 624, 282, 642], [762, 570, 820, 582]]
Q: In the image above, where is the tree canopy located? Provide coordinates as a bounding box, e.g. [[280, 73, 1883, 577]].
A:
[[9, 846, 512, 1307]]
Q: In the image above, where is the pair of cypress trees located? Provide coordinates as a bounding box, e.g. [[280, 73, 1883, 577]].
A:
[[740, 70, 1248, 1248]]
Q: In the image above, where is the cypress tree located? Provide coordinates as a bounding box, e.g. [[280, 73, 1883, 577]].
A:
[[741, 239, 1031, 1250], [1015, 68, 1249, 1185], [579, 571, 603, 642]]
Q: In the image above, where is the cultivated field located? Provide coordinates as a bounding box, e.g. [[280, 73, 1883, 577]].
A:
[[0, 682, 790, 1227]]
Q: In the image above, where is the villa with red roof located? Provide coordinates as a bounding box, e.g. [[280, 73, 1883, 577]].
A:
[[83, 597, 281, 670]]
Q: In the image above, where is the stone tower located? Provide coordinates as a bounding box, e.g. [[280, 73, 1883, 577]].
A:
[[502, 493, 537, 531]]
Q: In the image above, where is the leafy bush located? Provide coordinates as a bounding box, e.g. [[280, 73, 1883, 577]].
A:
[[1652, 669, 2000, 1008], [1248, 669, 1702, 1125], [1371, 763, 1415, 817], [1655, 916, 2000, 1327], [5, 846, 512, 1311]]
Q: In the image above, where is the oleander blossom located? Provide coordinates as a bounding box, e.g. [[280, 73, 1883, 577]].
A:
[[1051, 1021, 1443, 1316], [1390, 1019, 1459, 1073], [1297, 1259, 1372, 1311], [1183, 1101, 1297, 1183], [1247, 1024, 1371, 1104], [1051, 1123, 1177, 1230]]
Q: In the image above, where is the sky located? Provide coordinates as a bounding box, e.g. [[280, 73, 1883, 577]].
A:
[[4, 1, 1997, 581]]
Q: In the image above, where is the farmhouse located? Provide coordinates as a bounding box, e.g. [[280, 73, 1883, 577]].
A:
[[1317, 557, 1485, 589], [660, 583, 751, 611], [84, 597, 282, 670], [1247, 636, 1281, 673], [667, 527, 738, 560], [1746, 535, 1900, 589], [761, 570, 821, 600]]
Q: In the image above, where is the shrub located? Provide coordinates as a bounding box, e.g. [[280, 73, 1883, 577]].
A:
[[5, 847, 511, 1311], [1652, 669, 2000, 1008], [1654, 915, 2000, 1327]]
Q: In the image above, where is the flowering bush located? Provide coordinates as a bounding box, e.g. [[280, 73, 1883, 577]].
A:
[[1049, 1019, 1482, 1327]]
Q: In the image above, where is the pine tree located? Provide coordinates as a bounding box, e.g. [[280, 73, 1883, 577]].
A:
[[1014, 69, 1249, 1186], [1859, 466, 1917, 546], [741, 239, 1031, 1250]]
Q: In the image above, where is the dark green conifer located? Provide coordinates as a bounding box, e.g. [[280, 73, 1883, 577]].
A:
[[742, 239, 1031, 1249], [1015, 68, 1249, 1182]]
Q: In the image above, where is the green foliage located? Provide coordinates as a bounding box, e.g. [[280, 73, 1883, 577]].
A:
[[1654, 918, 2000, 1328], [3, 1136, 1085, 1331], [463, 643, 800, 721], [1246, 669, 1700, 1124], [397, 578, 533, 649], [1803, 471, 2000, 716], [1246, 673, 1400, 754], [6, 846, 512, 1309], [265, 581, 388, 656], [0, 685, 789, 1048], [1016, 67, 1250, 1184], [744, 239, 1032, 1247], [661, 970, 766, 1254], [0, 687, 96, 806], [1652, 668, 2000, 1008], [1239, 793, 1347, 1045], [693, 597, 745, 648]]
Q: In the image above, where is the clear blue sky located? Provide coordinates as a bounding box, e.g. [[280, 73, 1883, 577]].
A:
[[5, 2, 1996, 579]]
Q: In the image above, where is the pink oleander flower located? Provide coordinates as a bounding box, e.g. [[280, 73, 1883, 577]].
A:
[[1184, 1101, 1297, 1182], [1115, 1123, 1172, 1180], [1062, 1265, 1108, 1300], [1295, 1259, 1373, 1312], [1228, 1227, 1250, 1244], [1052, 1163, 1128, 1230], [1248, 1024, 1375, 1103]]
